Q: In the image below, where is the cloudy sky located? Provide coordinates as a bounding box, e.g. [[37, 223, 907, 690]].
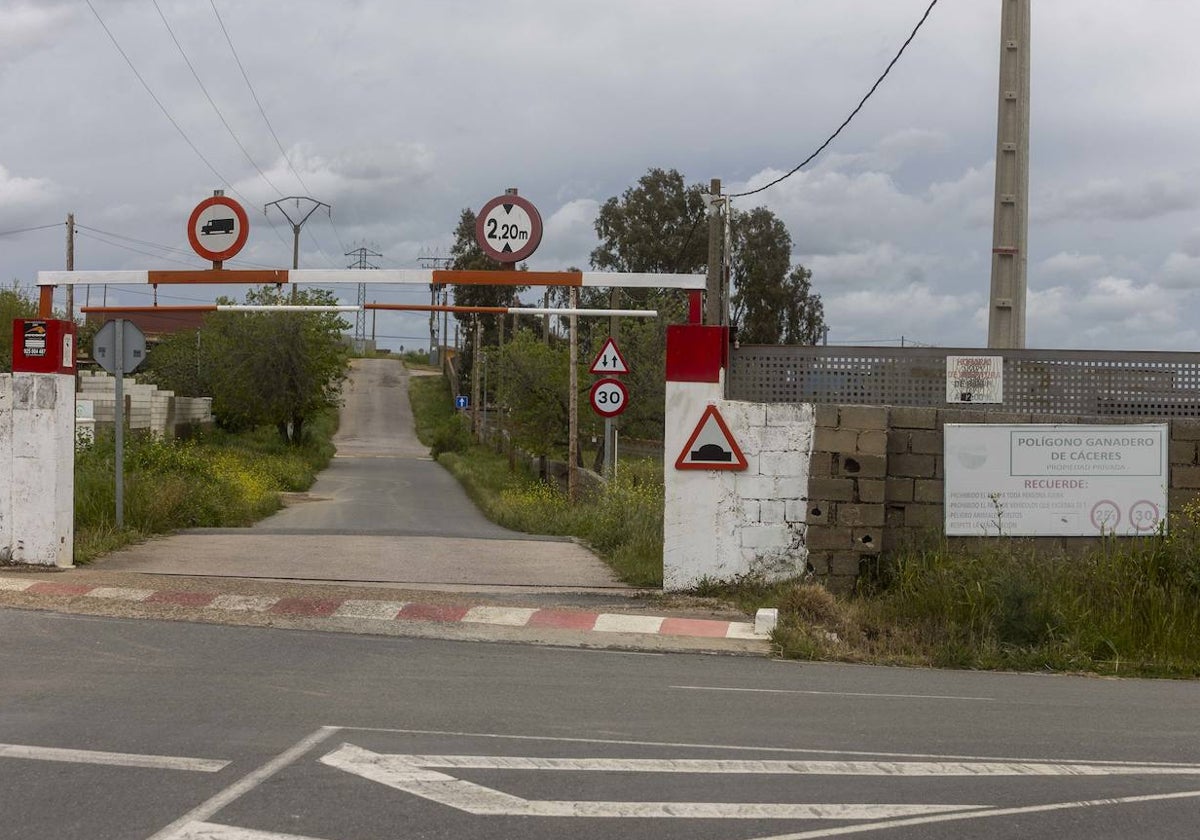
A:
[[3, 0, 1200, 351]]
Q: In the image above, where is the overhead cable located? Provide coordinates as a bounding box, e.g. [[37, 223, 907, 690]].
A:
[[84, 0, 252, 206], [209, 0, 312, 195], [0, 222, 63, 237], [152, 0, 284, 198], [731, 0, 940, 199]]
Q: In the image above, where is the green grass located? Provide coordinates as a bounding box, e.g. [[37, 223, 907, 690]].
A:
[[409, 375, 665, 586], [73, 411, 337, 562], [768, 510, 1200, 677]]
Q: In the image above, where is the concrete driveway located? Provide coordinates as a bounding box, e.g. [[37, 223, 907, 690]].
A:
[[96, 359, 629, 592]]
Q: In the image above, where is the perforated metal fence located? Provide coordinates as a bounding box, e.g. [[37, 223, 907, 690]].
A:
[[727, 345, 1200, 418]]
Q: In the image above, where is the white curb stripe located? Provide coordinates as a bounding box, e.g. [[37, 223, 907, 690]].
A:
[[161, 822, 323, 840], [725, 622, 759, 639], [462, 606, 538, 627], [0, 577, 35, 592], [593, 614, 665, 634], [208, 595, 280, 612], [0, 743, 228, 772], [84, 586, 155, 601], [333, 600, 407, 621]]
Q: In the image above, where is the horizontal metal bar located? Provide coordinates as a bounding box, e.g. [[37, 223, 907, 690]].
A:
[[39, 268, 706, 289]]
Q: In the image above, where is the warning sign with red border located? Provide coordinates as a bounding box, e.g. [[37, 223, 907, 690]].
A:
[[588, 337, 629, 375], [675, 405, 748, 471]]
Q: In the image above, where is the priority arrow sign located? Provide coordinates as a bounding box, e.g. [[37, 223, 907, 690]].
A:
[[588, 337, 629, 375]]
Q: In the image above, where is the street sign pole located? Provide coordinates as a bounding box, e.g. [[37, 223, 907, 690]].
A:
[[114, 318, 125, 530], [604, 416, 613, 479]]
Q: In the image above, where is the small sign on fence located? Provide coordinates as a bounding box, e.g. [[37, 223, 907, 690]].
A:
[[946, 355, 1003, 404]]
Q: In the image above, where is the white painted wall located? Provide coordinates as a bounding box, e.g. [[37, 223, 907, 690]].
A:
[[662, 379, 815, 590], [6, 374, 74, 566], [0, 375, 12, 562]]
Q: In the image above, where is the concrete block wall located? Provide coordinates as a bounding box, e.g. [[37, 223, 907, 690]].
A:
[[802, 405, 889, 590], [802, 405, 1200, 590], [77, 372, 212, 437]]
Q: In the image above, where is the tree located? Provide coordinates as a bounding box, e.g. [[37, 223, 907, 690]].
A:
[[143, 288, 349, 444], [0, 282, 39, 370], [448, 208, 528, 393], [729, 208, 826, 344]]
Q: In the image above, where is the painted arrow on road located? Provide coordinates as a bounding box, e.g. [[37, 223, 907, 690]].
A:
[[318, 743, 988, 820]]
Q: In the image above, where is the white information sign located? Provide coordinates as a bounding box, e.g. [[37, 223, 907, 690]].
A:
[[946, 356, 1003, 404], [944, 424, 1168, 537]]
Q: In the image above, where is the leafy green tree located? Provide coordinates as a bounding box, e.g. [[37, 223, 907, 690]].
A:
[[729, 208, 825, 344], [448, 208, 529, 392], [0, 282, 39, 370], [143, 288, 349, 444], [492, 329, 584, 454]]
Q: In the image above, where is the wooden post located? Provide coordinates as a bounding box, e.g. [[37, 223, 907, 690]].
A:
[[568, 286, 579, 503]]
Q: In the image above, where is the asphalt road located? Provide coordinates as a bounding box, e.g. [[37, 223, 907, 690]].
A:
[[96, 360, 625, 591], [3, 609, 1199, 840]]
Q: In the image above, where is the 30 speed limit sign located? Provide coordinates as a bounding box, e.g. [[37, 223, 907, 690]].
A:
[[589, 378, 628, 417]]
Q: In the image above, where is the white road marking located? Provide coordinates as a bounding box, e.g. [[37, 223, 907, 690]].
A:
[[208, 594, 279, 612], [319, 744, 984, 819], [163, 822, 327, 840], [672, 685, 995, 702], [0, 743, 228, 772], [726, 622, 761, 639], [326, 748, 1200, 778], [332, 600, 406, 621], [0, 577, 35, 591], [340, 725, 1200, 769], [84, 586, 155, 601], [148, 727, 341, 840], [592, 613, 665, 634], [461, 605, 538, 626], [750, 788, 1200, 839]]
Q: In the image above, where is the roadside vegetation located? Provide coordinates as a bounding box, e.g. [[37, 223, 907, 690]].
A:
[[69, 289, 350, 562], [408, 373, 664, 586], [748, 510, 1200, 677], [74, 412, 337, 563]]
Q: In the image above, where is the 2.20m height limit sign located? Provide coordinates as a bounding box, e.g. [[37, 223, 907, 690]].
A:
[[475, 194, 542, 263]]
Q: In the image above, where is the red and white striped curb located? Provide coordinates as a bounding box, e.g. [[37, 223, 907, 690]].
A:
[[0, 576, 764, 641]]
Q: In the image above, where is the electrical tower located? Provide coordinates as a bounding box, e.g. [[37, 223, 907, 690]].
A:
[[987, 0, 1031, 348], [418, 252, 454, 363], [346, 246, 381, 349]]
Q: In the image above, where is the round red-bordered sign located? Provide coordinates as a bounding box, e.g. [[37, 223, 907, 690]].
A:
[[475, 194, 542, 263], [187, 195, 250, 262], [590, 378, 628, 418]]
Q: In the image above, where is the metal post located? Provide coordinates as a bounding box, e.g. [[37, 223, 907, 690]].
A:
[[114, 319, 125, 530], [471, 316, 482, 440], [568, 286, 579, 503], [603, 416, 613, 479], [987, 0, 1031, 349], [65, 213, 75, 321]]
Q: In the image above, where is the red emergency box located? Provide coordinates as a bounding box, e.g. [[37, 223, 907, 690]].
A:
[[11, 319, 76, 374]]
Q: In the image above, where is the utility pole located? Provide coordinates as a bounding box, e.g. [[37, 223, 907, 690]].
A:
[[568, 286, 579, 503], [987, 0, 1031, 349], [471, 316, 482, 440], [705, 178, 723, 326], [418, 253, 454, 363], [345, 246, 381, 352], [264, 196, 331, 271], [65, 213, 75, 321]]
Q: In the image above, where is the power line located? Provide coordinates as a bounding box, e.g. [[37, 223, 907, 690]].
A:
[[209, 0, 311, 195], [83, 0, 252, 207], [152, 0, 283, 198], [75, 223, 280, 269], [75, 229, 198, 268], [0, 222, 63, 237], [730, 0, 940, 199]]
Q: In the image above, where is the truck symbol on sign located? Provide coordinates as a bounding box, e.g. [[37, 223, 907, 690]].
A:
[[201, 217, 236, 235]]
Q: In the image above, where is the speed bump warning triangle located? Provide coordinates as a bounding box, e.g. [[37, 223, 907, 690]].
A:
[[675, 404, 748, 471]]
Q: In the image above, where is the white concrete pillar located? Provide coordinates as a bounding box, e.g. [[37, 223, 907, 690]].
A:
[[0, 375, 12, 562], [8, 374, 74, 566]]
